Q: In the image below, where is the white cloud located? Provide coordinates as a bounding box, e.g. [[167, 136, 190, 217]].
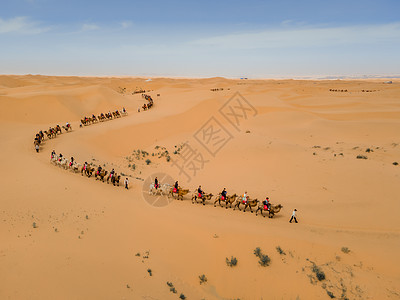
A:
[[190, 23, 400, 50], [81, 23, 100, 31], [120, 21, 132, 29], [0, 16, 49, 34]]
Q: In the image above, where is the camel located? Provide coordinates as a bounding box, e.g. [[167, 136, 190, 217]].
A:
[[57, 157, 69, 169], [50, 155, 58, 164], [169, 187, 189, 200], [62, 125, 72, 132], [233, 197, 259, 212], [81, 165, 94, 177], [95, 170, 108, 182], [44, 130, 53, 139], [111, 174, 121, 186], [255, 203, 283, 218], [71, 163, 81, 173], [149, 183, 170, 196], [55, 125, 62, 134], [214, 193, 238, 209], [192, 192, 214, 205], [177, 188, 189, 200]]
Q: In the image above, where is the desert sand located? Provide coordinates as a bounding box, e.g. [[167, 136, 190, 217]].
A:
[[0, 75, 399, 299]]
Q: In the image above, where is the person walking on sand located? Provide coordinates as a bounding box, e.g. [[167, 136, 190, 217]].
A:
[[289, 209, 298, 223], [124, 177, 129, 189], [35, 144, 39, 153]]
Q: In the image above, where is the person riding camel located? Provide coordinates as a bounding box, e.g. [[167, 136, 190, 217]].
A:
[[122, 107, 126, 113], [154, 177, 159, 189], [69, 157, 74, 167], [221, 188, 227, 201], [66, 122, 70, 128], [109, 168, 115, 179], [83, 161, 88, 171], [51, 150, 56, 159], [262, 197, 270, 211], [173, 181, 179, 193], [242, 191, 249, 204], [58, 153, 63, 162], [97, 165, 102, 175], [198, 185, 204, 198]]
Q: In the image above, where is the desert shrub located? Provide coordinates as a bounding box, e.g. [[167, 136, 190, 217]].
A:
[[179, 294, 186, 299], [135, 252, 140, 256], [258, 254, 271, 267], [145, 159, 151, 165], [276, 246, 286, 255], [341, 247, 350, 254], [327, 290, 335, 298], [166, 156, 171, 162], [147, 269, 152, 276], [254, 247, 271, 266], [226, 256, 238, 267], [32, 222, 37, 228], [356, 155, 368, 159], [393, 162, 399, 166], [199, 274, 207, 284], [253, 247, 262, 258], [312, 265, 326, 281], [365, 148, 373, 153]]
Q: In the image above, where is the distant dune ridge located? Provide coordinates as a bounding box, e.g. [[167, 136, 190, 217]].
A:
[[0, 75, 399, 299]]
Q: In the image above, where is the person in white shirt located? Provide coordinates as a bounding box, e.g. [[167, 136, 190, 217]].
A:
[[124, 178, 129, 189], [289, 209, 298, 223]]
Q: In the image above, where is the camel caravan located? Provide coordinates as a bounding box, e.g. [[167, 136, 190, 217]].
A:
[[50, 151, 126, 187], [34, 123, 72, 152], [329, 89, 348, 92], [149, 181, 283, 218], [80, 108, 128, 127], [139, 94, 154, 112]]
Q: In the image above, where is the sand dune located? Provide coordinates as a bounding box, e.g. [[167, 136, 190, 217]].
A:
[[0, 75, 399, 299]]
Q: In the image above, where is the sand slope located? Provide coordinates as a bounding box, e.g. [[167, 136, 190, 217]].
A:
[[0, 75, 399, 299]]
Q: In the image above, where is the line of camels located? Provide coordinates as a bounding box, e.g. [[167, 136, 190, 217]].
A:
[[140, 94, 154, 111], [50, 153, 123, 187], [34, 124, 72, 149], [149, 184, 283, 218], [80, 109, 128, 126]]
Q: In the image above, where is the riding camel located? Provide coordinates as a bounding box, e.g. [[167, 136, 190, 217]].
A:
[[55, 125, 62, 134], [233, 198, 259, 212], [62, 125, 72, 132], [71, 163, 81, 173], [214, 193, 238, 209], [169, 187, 189, 200], [255, 203, 283, 218], [81, 165, 94, 177], [44, 130, 54, 139], [149, 183, 170, 196], [111, 174, 121, 186], [192, 192, 214, 205], [95, 170, 108, 182]]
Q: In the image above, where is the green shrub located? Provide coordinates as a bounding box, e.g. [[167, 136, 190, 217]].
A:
[[226, 256, 238, 267]]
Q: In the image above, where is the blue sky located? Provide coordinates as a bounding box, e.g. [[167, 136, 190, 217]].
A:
[[1, 0, 399, 77]]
